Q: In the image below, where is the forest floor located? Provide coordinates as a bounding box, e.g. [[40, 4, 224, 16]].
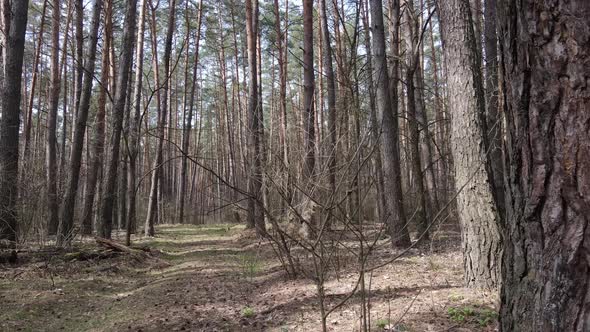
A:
[[1, 224, 498, 332]]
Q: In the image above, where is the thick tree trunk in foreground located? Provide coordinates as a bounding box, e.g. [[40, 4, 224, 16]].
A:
[[98, 0, 137, 239], [438, 0, 501, 289], [369, 0, 411, 248], [58, 0, 103, 245], [498, 1, 590, 330], [0, 0, 28, 242]]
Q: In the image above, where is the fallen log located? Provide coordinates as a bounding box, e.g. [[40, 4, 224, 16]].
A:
[[64, 250, 119, 261], [95, 237, 142, 254], [94, 237, 171, 267]]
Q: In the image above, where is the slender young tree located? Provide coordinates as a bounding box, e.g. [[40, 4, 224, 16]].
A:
[[272, 0, 291, 210], [302, 0, 315, 180], [0, 0, 29, 243], [319, 0, 337, 211], [369, 0, 411, 248], [126, 0, 148, 244], [98, 0, 138, 239], [145, 0, 177, 236], [177, 0, 203, 225], [498, 0, 590, 329], [24, 0, 48, 158], [46, 0, 62, 235], [438, 0, 502, 289], [74, 0, 83, 121]]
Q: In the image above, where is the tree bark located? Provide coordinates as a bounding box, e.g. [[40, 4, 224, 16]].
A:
[[24, 0, 48, 159], [273, 0, 291, 212], [498, 0, 590, 330], [302, 0, 315, 180], [81, 0, 112, 236], [177, 0, 203, 225], [245, 0, 265, 235], [403, 0, 429, 240], [369, 0, 411, 248], [145, 0, 176, 236], [98, 0, 137, 239], [361, 0, 384, 224], [0, 0, 28, 242], [319, 0, 337, 219], [126, 0, 148, 244], [58, 0, 103, 245], [46, 0, 61, 235], [438, 0, 502, 289]]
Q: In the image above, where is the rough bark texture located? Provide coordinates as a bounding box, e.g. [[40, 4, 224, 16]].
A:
[[0, 0, 28, 242], [370, 0, 411, 248], [498, 0, 590, 330], [98, 0, 137, 239], [438, 0, 502, 289]]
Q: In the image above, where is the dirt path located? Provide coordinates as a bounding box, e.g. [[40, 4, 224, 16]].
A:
[[1, 224, 498, 331]]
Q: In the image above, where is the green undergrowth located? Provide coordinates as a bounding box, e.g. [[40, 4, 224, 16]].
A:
[[447, 305, 498, 327]]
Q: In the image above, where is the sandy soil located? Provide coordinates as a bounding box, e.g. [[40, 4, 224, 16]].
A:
[[0, 224, 498, 331]]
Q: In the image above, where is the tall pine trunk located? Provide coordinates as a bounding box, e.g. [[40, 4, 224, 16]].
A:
[[126, 0, 148, 244], [177, 0, 203, 225], [438, 0, 502, 289], [98, 0, 137, 239], [0, 0, 28, 243], [58, 0, 103, 245], [46, 0, 61, 235], [245, 0, 265, 235], [319, 0, 337, 222], [81, 0, 112, 236], [145, 0, 176, 236], [369, 0, 411, 248]]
